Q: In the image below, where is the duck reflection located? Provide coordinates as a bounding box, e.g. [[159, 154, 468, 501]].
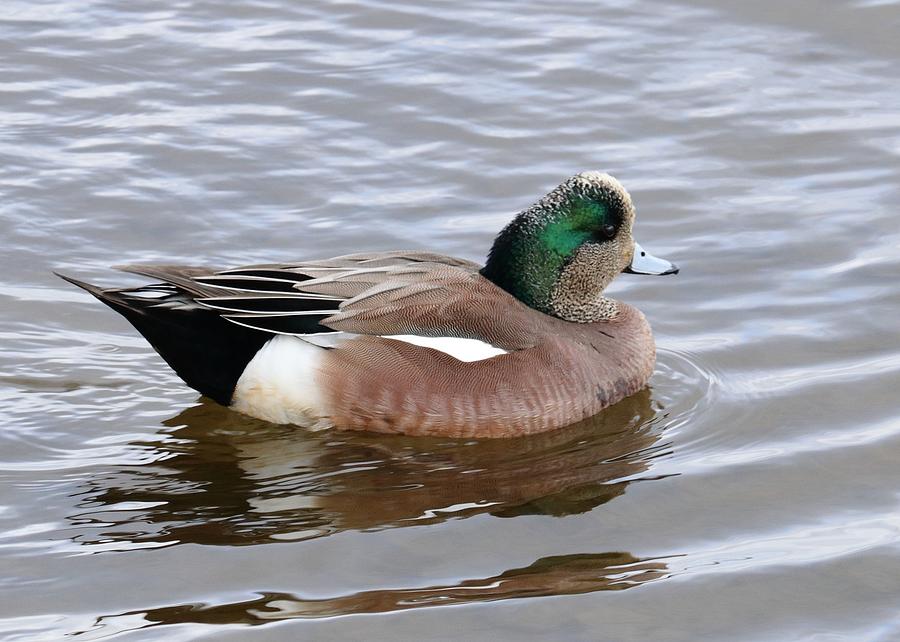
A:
[[73, 392, 674, 632], [88, 551, 670, 633], [69, 389, 669, 548]]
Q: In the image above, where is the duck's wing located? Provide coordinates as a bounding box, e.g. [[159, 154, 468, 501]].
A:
[[284, 251, 482, 271], [295, 260, 542, 351], [174, 252, 539, 350]]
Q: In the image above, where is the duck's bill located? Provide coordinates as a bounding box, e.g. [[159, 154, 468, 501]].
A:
[[625, 242, 679, 275]]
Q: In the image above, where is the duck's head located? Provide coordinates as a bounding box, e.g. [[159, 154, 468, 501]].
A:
[[481, 171, 677, 322]]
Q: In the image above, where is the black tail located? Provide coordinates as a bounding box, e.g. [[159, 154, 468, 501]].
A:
[[56, 272, 270, 406]]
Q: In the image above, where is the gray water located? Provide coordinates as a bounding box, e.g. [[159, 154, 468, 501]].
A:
[[2, 0, 900, 640]]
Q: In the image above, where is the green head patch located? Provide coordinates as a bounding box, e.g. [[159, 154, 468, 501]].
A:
[[481, 172, 635, 315]]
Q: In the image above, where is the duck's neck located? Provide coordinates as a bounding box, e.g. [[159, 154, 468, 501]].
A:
[[550, 290, 620, 323], [546, 241, 621, 323]]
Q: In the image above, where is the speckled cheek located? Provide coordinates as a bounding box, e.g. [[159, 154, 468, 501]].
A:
[[618, 231, 636, 272]]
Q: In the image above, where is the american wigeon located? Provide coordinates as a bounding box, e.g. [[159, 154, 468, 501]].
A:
[[58, 171, 677, 437]]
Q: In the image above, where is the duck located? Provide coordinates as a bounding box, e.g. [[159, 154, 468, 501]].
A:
[[58, 171, 677, 438]]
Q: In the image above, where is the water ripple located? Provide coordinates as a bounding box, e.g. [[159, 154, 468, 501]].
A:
[[2, 0, 900, 638]]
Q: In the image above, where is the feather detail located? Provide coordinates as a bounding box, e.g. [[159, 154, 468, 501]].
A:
[[197, 295, 341, 314], [105, 253, 536, 351]]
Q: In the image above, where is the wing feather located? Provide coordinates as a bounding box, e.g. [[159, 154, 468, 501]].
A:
[[197, 296, 342, 314], [221, 313, 332, 335], [303, 262, 540, 350], [193, 274, 315, 294], [111, 253, 534, 348]]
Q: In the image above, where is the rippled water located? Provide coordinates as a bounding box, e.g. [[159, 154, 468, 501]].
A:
[[2, 0, 900, 640]]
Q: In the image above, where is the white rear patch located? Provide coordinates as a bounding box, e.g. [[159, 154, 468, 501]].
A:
[[383, 335, 508, 362], [231, 335, 331, 429]]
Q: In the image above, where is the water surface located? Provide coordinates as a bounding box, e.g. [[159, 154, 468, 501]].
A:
[[2, 0, 900, 640]]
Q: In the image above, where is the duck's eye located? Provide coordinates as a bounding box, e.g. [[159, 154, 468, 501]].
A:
[[601, 224, 616, 239]]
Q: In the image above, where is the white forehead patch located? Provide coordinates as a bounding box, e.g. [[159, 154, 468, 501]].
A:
[[576, 170, 615, 183], [575, 171, 628, 194], [573, 171, 634, 215]]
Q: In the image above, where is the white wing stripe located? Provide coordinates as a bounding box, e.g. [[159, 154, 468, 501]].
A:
[[383, 335, 508, 362]]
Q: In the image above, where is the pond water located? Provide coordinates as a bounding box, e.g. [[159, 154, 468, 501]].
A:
[[2, 0, 900, 640]]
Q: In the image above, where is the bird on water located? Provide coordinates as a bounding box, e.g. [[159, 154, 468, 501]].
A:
[[58, 171, 677, 438]]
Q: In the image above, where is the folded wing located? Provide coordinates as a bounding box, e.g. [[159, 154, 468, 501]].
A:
[[171, 251, 540, 351]]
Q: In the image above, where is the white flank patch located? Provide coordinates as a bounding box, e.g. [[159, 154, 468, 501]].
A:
[[231, 335, 331, 428], [384, 335, 508, 362]]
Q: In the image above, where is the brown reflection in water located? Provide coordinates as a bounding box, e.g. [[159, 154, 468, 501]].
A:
[[87, 551, 670, 632], [67, 389, 670, 548]]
